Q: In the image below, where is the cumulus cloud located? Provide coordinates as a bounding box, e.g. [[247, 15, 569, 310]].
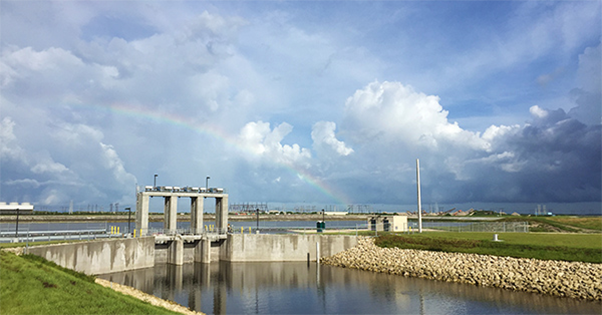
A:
[[568, 43, 601, 126], [334, 80, 601, 204], [575, 43, 601, 94], [311, 121, 353, 157], [529, 105, 548, 119], [0, 117, 26, 161], [0, 2, 599, 210], [0, 116, 137, 205], [238, 121, 311, 166], [31, 160, 69, 175], [343, 81, 489, 152]]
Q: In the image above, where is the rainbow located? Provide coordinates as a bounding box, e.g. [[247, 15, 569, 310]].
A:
[[74, 102, 351, 206]]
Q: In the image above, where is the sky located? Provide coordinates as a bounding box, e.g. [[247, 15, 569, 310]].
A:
[[1, 1, 600, 214]]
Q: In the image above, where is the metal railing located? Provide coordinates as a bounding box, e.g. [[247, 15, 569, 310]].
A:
[[0, 221, 119, 243]]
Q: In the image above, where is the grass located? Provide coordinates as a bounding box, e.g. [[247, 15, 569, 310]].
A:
[[374, 232, 602, 263], [0, 251, 181, 315], [545, 216, 602, 231]]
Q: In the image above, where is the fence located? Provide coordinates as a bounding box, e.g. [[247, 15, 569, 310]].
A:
[[419, 221, 529, 233]]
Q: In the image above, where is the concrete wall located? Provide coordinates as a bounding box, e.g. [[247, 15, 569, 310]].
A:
[[155, 240, 221, 264], [221, 234, 358, 262], [27, 237, 155, 275]]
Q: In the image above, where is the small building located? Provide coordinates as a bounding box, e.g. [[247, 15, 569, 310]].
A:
[[324, 211, 348, 216], [368, 215, 408, 232], [0, 202, 34, 214]]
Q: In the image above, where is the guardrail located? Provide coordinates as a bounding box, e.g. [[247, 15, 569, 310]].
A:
[[0, 231, 123, 243]]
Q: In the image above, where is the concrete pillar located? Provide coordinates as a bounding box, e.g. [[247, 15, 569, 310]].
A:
[[190, 197, 204, 235], [194, 239, 202, 263], [200, 237, 211, 264], [164, 195, 178, 234], [215, 196, 228, 234], [168, 239, 184, 265], [136, 192, 150, 236]]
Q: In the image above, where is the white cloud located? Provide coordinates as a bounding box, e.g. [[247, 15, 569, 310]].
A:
[[343, 81, 489, 151], [186, 10, 247, 41], [238, 121, 311, 166], [100, 143, 137, 189], [311, 121, 353, 157], [576, 43, 601, 94], [481, 124, 520, 143], [0, 2, 599, 210], [568, 43, 601, 126], [31, 160, 69, 174], [0, 117, 26, 161], [529, 105, 548, 118]]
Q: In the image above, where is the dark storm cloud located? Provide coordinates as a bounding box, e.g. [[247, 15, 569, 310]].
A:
[[448, 109, 601, 204]]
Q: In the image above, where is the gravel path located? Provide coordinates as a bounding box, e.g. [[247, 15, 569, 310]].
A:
[[321, 237, 602, 301]]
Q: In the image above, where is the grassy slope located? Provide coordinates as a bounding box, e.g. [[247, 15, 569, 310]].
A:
[[545, 216, 602, 231], [0, 251, 181, 315], [374, 232, 602, 263]]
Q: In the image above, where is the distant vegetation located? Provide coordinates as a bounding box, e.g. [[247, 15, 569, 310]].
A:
[[374, 232, 602, 263]]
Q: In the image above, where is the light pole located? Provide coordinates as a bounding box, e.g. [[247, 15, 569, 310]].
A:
[[15, 208, 19, 238], [154, 174, 158, 187], [126, 207, 131, 235], [206, 176, 210, 190], [256, 208, 259, 233], [416, 159, 422, 233]]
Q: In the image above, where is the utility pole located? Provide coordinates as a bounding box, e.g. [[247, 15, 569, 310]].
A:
[[126, 207, 131, 235], [416, 159, 423, 233], [256, 208, 260, 233]]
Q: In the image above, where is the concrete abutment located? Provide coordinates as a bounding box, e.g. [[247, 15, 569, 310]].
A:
[[27, 234, 358, 274]]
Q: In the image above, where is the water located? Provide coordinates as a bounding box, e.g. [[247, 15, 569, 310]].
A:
[[99, 262, 601, 315]]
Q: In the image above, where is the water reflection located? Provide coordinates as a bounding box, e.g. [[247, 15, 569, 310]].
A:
[[100, 262, 601, 315]]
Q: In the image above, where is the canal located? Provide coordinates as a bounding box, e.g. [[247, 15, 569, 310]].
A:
[[99, 261, 601, 314]]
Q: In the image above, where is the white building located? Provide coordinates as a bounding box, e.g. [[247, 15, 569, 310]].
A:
[[368, 215, 408, 232], [0, 202, 34, 214]]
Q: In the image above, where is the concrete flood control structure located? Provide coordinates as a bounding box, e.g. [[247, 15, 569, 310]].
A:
[[153, 234, 359, 264], [222, 234, 358, 262], [135, 185, 229, 266], [136, 186, 228, 236], [27, 185, 358, 273], [27, 237, 155, 275], [26, 234, 358, 274]]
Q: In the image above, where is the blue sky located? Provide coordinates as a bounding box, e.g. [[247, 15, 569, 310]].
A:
[[1, 1, 600, 214]]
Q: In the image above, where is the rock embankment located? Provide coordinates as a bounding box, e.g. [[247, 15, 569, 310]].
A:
[[320, 237, 602, 301]]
